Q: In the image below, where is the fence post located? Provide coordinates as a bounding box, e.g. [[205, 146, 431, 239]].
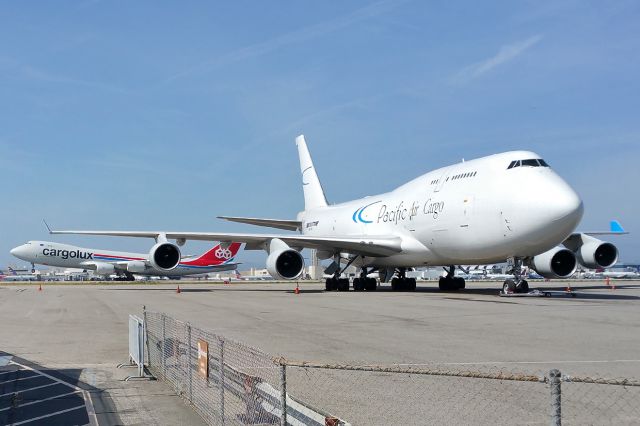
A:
[[219, 338, 225, 426], [549, 369, 561, 426], [187, 323, 193, 403], [161, 314, 166, 379], [141, 306, 147, 377], [280, 362, 287, 426]]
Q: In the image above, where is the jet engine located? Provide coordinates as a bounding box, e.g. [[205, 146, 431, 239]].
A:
[[149, 242, 181, 271], [265, 239, 304, 280], [529, 247, 577, 279], [127, 261, 148, 274], [94, 263, 116, 275], [574, 238, 618, 269]]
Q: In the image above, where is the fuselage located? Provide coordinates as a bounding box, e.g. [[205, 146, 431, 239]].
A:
[[298, 151, 583, 267], [10, 241, 236, 277]]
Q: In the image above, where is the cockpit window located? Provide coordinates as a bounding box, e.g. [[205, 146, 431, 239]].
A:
[[507, 159, 550, 169]]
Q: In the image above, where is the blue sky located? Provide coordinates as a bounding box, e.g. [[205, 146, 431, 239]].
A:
[[1, 1, 638, 269]]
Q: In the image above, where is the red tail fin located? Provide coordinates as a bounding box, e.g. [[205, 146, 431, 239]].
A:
[[181, 243, 242, 267]]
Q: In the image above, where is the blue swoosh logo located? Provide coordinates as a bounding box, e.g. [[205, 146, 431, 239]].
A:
[[352, 201, 381, 224]]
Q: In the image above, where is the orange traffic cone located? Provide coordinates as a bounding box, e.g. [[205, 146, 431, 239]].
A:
[[176, 285, 181, 294], [38, 283, 42, 291], [605, 277, 611, 287], [294, 283, 300, 295], [565, 284, 572, 293]]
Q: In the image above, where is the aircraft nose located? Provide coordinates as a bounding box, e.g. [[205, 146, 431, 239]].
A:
[[540, 176, 584, 230], [10, 245, 27, 260]]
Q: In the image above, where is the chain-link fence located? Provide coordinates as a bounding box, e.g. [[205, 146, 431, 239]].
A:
[[143, 311, 640, 425]]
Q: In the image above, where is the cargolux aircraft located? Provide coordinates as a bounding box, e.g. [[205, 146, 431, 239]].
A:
[[10, 241, 241, 280], [47, 135, 625, 293]]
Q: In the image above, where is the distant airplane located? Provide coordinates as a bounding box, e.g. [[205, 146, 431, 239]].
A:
[[10, 241, 242, 280], [1, 267, 37, 282], [48, 135, 625, 293]]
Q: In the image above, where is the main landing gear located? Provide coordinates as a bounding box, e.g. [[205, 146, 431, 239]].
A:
[[503, 257, 529, 294], [439, 266, 465, 291], [353, 268, 377, 292], [390, 268, 417, 292], [325, 254, 377, 292]]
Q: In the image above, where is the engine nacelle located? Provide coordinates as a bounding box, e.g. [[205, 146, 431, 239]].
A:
[[575, 240, 618, 270], [529, 247, 577, 279], [149, 242, 181, 271], [127, 261, 148, 274], [94, 263, 115, 275], [265, 239, 304, 280]]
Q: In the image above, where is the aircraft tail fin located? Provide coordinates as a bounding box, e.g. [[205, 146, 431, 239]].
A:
[[183, 242, 242, 266], [610, 220, 625, 233], [296, 135, 328, 210], [583, 220, 629, 236]]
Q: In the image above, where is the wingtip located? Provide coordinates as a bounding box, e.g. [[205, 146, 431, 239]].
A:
[[42, 219, 52, 234]]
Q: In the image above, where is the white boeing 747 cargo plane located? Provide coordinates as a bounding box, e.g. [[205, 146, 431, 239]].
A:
[[10, 241, 241, 280], [49, 135, 624, 293]]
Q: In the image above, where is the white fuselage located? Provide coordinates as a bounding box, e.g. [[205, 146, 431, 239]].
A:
[[297, 151, 583, 268], [10, 241, 235, 277]]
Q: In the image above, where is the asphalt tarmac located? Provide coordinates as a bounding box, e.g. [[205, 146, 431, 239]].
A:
[[1, 279, 638, 424]]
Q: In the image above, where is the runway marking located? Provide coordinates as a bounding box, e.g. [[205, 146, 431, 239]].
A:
[[398, 359, 640, 366], [0, 390, 81, 412], [11, 405, 86, 425]]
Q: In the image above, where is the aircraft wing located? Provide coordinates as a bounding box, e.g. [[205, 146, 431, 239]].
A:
[[49, 229, 403, 257]]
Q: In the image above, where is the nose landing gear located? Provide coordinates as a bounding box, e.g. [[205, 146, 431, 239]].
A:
[[503, 257, 529, 293]]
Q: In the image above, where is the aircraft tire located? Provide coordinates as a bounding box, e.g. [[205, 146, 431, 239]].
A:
[[337, 278, 350, 292], [365, 278, 377, 291], [503, 279, 516, 293], [353, 278, 364, 292], [454, 277, 465, 290], [439, 277, 452, 291], [516, 279, 529, 293], [391, 278, 401, 291], [406, 278, 417, 291], [325, 278, 337, 291]]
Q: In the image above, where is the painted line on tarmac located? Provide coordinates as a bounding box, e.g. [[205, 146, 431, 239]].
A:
[[399, 359, 640, 366], [7, 360, 98, 426], [0, 382, 58, 398], [11, 405, 87, 426], [0, 374, 40, 385], [0, 390, 81, 413]]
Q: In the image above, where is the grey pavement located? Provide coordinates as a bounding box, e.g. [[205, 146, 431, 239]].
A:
[[1, 279, 639, 425]]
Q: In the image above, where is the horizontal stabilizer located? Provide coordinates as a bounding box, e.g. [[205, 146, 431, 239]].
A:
[[218, 216, 302, 231]]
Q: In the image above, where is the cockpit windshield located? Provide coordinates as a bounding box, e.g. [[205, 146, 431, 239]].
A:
[[507, 159, 549, 169]]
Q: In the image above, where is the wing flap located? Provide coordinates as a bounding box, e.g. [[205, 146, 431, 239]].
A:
[[217, 216, 302, 231]]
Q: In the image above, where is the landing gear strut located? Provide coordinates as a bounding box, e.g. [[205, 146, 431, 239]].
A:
[[438, 266, 465, 291], [503, 258, 529, 294], [390, 268, 417, 292]]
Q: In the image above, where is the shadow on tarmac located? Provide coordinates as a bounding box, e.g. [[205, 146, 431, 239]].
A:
[[0, 352, 120, 426], [97, 282, 640, 300]]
